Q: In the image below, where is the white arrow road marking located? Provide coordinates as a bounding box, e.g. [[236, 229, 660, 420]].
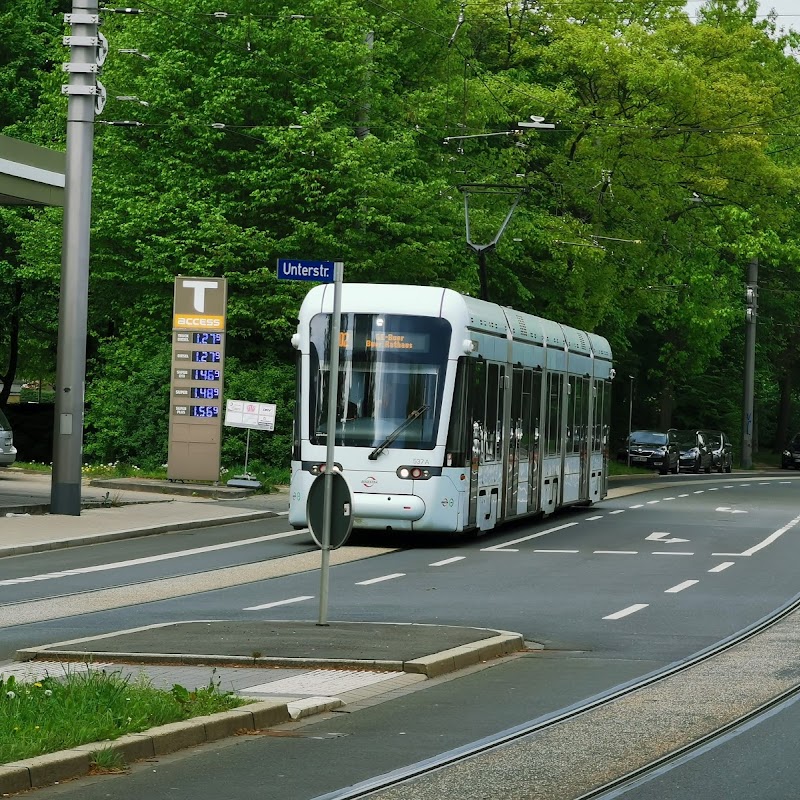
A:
[[716, 506, 748, 514], [646, 532, 690, 544]]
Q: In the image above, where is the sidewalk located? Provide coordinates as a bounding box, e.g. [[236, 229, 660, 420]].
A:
[[0, 471, 528, 794]]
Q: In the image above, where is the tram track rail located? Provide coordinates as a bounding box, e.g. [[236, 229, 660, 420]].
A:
[[313, 590, 800, 800]]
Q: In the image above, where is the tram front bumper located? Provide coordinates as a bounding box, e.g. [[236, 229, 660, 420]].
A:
[[351, 492, 426, 521]]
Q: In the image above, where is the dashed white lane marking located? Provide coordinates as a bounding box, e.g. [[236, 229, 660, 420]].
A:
[[629, 504, 644, 509], [665, 580, 699, 593], [652, 551, 694, 556], [533, 549, 579, 553], [724, 485, 734, 488], [594, 550, 638, 555], [356, 573, 405, 585], [481, 522, 578, 552], [0, 529, 308, 587], [609, 510, 625, 515], [603, 604, 648, 620], [585, 516, 603, 521], [243, 595, 313, 611], [693, 490, 705, 494], [780, 481, 791, 484], [662, 497, 676, 501], [708, 488, 719, 491], [646, 500, 660, 505], [709, 562, 735, 573], [243, 669, 404, 696], [429, 556, 466, 567], [678, 493, 690, 498], [740, 483, 751, 487]]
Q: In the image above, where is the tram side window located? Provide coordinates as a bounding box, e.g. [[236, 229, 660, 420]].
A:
[[546, 373, 561, 456], [566, 376, 576, 454], [485, 363, 500, 462], [469, 359, 486, 463], [577, 377, 590, 454], [446, 358, 470, 466]]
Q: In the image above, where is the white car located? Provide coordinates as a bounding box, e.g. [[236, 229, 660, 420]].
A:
[[0, 408, 17, 467]]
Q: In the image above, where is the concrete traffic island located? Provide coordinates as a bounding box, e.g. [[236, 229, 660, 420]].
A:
[[3, 621, 527, 794]]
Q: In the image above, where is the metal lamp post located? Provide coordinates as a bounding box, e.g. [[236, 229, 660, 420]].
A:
[[627, 375, 634, 467]]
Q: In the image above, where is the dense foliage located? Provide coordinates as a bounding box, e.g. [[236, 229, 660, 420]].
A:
[[3, 0, 800, 469]]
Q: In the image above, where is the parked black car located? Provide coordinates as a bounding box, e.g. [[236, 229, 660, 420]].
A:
[[618, 430, 679, 475], [701, 430, 733, 473], [781, 433, 800, 469], [674, 429, 713, 473]]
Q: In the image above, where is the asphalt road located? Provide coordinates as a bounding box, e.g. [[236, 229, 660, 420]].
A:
[[4, 473, 799, 799]]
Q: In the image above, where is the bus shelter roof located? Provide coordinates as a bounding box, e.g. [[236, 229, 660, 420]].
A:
[[0, 134, 65, 207]]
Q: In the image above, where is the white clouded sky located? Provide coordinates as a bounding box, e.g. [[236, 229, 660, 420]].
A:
[[685, 0, 800, 31]]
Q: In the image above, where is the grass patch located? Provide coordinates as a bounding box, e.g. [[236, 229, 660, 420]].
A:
[[608, 460, 656, 477], [0, 667, 245, 765]]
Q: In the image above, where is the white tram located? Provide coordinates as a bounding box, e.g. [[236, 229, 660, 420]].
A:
[[288, 284, 614, 534]]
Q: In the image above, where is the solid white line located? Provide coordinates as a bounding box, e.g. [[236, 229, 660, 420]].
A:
[[480, 522, 578, 552], [709, 562, 735, 573], [243, 595, 313, 611], [609, 510, 625, 515], [739, 511, 800, 557], [652, 551, 694, 556], [594, 550, 638, 554], [429, 557, 466, 567], [603, 603, 649, 620], [356, 573, 405, 585], [585, 516, 603, 521], [533, 549, 579, 553], [0, 529, 309, 587], [665, 580, 699, 593]]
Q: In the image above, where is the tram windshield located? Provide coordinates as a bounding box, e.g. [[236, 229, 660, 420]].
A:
[[308, 313, 451, 450]]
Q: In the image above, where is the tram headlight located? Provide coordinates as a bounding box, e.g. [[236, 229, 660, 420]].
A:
[[396, 466, 431, 480], [309, 462, 342, 475]]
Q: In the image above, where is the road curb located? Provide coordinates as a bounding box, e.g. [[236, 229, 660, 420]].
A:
[[0, 697, 343, 794], [0, 509, 279, 558], [16, 632, 526, 676]]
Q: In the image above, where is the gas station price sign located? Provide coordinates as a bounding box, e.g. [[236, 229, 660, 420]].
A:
[[167, 277, 228, 481]]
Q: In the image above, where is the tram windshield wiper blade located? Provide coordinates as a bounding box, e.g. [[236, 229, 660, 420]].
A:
[[368, 405, 428, 461]]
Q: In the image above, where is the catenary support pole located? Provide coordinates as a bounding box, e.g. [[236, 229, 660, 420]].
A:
[[52, 0, 100, 514]]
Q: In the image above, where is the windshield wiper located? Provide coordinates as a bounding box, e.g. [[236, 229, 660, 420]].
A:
[[368, 405, 428, 461]]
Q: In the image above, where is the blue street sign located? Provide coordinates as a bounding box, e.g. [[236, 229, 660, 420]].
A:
[[276, 258, 335, 283]]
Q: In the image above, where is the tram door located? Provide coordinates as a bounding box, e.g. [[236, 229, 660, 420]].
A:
[[541, 371, 564, 514], [507, 367, 541, 517], [467, 359, 504, 531]]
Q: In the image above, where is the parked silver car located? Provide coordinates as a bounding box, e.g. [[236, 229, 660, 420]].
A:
[[0, 408, 17, 467], [701, 430, 733, 473]]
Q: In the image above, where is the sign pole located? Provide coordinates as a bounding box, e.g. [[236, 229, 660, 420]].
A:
[[318, 261, 344, 626]]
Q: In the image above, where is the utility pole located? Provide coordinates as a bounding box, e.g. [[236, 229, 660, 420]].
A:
[[52, 0, 106, 514], [742, 257, 758, 470]]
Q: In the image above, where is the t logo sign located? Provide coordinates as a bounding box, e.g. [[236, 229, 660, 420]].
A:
[[183, 280, 219, 312]]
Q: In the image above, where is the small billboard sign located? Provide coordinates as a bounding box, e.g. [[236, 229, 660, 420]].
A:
[[224, 399, 276, 431]]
